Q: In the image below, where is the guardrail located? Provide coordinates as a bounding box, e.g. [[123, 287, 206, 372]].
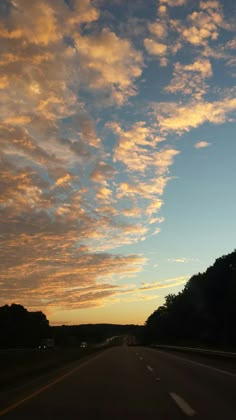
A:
[[152, 344, 236, 359]]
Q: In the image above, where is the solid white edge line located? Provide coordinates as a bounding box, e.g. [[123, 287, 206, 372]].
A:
[[154, 349, 236, 378], [170, 392, 196, 417]]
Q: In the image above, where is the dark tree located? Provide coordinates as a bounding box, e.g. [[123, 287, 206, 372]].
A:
[[0, 304, 50, 348], [143, 249, 236, 348]]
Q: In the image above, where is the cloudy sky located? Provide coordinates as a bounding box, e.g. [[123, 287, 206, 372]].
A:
[[1, 0, 236, 325]]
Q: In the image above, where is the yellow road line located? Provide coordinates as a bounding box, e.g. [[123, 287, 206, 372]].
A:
[[0, 350, 109, 417]]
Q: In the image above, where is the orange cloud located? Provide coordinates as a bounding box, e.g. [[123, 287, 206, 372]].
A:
[[96, 186, 113, 203], [5, 115, 32, 125], [144, 38, 167, 55], [75, 28, 143, 105], [165, 58, 212, 99], [179, 2, 225, 46], [148, 21, 168, 39], [0, 75, 9, 89], [122, 207, 142, 218], [90, 162, 117, 184], [194, 141, 211, 149], [156, 97, 236, 133], [54, 174, 72, 187], [144, 39, 167, 56], [0, 0, 99, 46], [0, 226, 146, 311]]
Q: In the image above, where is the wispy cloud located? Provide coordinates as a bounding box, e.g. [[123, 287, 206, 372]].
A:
[[167, 258, 199, 263], [165, 58, 212, 99], [154, 97, 236, 133], [195, 141, 211, 149], [138, 276, 188, 291]]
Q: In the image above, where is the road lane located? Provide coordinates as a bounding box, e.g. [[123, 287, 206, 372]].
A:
[[0, 345, 235, 419], [1, 346, 182, 420], [137, 346, 236, 419]]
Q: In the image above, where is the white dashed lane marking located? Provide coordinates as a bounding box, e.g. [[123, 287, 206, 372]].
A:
[[147, 365, 153, 372], [169, 392, 196, 417]]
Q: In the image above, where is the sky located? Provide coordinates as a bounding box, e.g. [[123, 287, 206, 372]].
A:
[[1, 0, 236, 325]]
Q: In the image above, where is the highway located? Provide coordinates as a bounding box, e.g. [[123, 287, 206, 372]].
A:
[[0, 345, 236, 419]]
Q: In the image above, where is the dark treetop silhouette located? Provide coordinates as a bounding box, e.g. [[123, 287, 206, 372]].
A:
[[0, 304, 50, 348], [143, 249, 236, 348]]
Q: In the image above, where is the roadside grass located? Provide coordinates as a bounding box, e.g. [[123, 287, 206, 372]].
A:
[[0, 337, 124, 391], [0, 347, 100, 391]]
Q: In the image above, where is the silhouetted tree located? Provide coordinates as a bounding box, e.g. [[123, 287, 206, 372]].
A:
[[143, 249, 236, 348], [0, 304, 50, 348]]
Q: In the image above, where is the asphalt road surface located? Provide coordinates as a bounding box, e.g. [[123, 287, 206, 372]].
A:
[[0, 345, 236, 419]]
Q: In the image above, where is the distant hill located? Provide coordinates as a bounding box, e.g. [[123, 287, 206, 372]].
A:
[[52, 323, 142, 346]]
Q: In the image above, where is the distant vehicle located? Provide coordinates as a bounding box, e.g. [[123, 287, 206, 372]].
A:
[[80, 341, 87, 348], [39, 338, 55, 350]]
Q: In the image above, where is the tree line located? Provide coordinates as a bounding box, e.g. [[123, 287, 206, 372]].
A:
[[0, 303, 140, 348], [52, 324, 140, 346], [142, 250, 236, 348]]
